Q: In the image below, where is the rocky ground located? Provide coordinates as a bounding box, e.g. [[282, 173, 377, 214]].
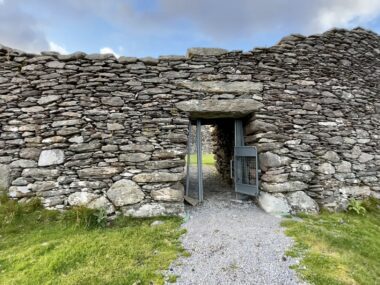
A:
[[166, 166, 305, 285]]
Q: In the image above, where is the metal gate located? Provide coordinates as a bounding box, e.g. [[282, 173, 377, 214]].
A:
[[185, 119, 259, 204], [233, 120, 259, 196]]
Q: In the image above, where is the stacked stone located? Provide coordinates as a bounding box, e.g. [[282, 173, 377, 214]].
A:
[[0, 27, 379, 216]]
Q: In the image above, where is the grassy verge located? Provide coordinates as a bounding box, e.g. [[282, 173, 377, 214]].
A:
[[187, 153, 215, 165], [282, 198, 380, 285], [0, 196, 186, 285]]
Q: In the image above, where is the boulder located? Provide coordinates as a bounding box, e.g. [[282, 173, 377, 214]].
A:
[[258, 192, 291, 215], [68, 192, 99, 206], [9, 186, 32, 198], [88, 196, 115, 214], [38, 149, 65, 166], [286, 191, 319, 213], [107, 179, 145, 206]]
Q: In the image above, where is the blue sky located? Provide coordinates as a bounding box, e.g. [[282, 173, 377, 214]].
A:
[[1, 0, 380, 57]]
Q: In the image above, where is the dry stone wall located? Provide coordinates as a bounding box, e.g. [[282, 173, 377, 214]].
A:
[[0, 27, 379, 216]]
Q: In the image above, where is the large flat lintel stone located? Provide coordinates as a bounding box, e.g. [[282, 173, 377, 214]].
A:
[[175, 99, 264, 119], [177, 80, 263, 94]]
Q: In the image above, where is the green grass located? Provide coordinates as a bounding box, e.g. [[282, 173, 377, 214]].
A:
[[0, 196, 186, 285], [282, 198, 380, 285], [187, 153, 215, 165]]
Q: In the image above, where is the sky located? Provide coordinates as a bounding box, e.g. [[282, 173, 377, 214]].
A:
[[0, 0, 380, 57]]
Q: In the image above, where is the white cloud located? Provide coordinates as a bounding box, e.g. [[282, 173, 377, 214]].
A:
[[100, 47, 119, 57], [49, 41, 68, 54]]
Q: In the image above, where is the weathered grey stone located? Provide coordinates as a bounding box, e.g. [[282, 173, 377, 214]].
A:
[[132, 172, 184, 183], [77, 167, 122, 178], [144, 160, 186, 170], [107, 179, 144, 206], [22, 168, 60, 178], [119, 153, 151, 162], [88, 196, 115, 214], [120, 144, 155, 152], [258, 192, 290, 215], [107, 123, 124, 131], [69, 142, 101, 152], [322, 151, 340, 162], [336, 161, 351, 173], [101, 97, 124, 107], [259, 152, 291, 171], [29, 181, 57, 192], [358, 152, 374, 163], [38, 149, 65, 166], [317, 163, 335, 175], [68, 192, 99, 206], [178, 81, 263, 94], [151, 184, 184, 202], [52, 119, 82, 127], [9, 186, 32, 198], [37, 95, 60, 105], [19, 148, 41, 160], [22, 106, 44, 113], [176, 99, 264, 119], [245, 120, 278, 135], [339, 186, 371, 197], [261, 181, 308, 193], [0, 164, 10, 190], [46, 61, 65, 68], [186, 47, 228, 58], [10, 159, 37, 168], [286, 191, 319, 213]]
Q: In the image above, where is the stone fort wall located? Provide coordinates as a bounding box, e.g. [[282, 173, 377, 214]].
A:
[[0, 27, 379, 216]]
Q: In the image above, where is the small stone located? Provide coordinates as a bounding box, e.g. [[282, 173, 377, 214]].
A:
[[151, 185, 184, 202], [317, 163, 335, 175], [29, 181, 57, 192], [10, 159, 37, 168], [46, 61, 65, 68], [38, 149, 65, 166], [101, 97, 124, 107], [37, 95, 60, 105], [150, 221, 165, 227], [107, 123, 124, 131], [119, 153, 151, 163], [77, 167, 122, 178], [107, 179, 145, 206], [322, 151, 340, 162], [358, 153, 374, 163], [9, 186, 32, 198], [22, 168, 60, 178], [22, 106, 44, 113], [88, 196, 115, 214], [339, 186, 371, 197], [336, 161, 351, 173], [19, 148, 41, 160], [132, 172, 184, 183]]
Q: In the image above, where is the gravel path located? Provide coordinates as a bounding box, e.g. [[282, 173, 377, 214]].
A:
[[167, 166, 304, 285]]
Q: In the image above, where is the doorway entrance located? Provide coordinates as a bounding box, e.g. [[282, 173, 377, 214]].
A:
[[185, 118, 259, 204]]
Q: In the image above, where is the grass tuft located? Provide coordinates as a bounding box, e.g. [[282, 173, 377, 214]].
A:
[[0, 196, 186, 285], [187, 153, 215, 165], [282, 198, 380, 285]]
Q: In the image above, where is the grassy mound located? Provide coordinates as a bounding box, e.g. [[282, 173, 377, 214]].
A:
[[282, 198, 380, 285], [0, 196, 185, 285]]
